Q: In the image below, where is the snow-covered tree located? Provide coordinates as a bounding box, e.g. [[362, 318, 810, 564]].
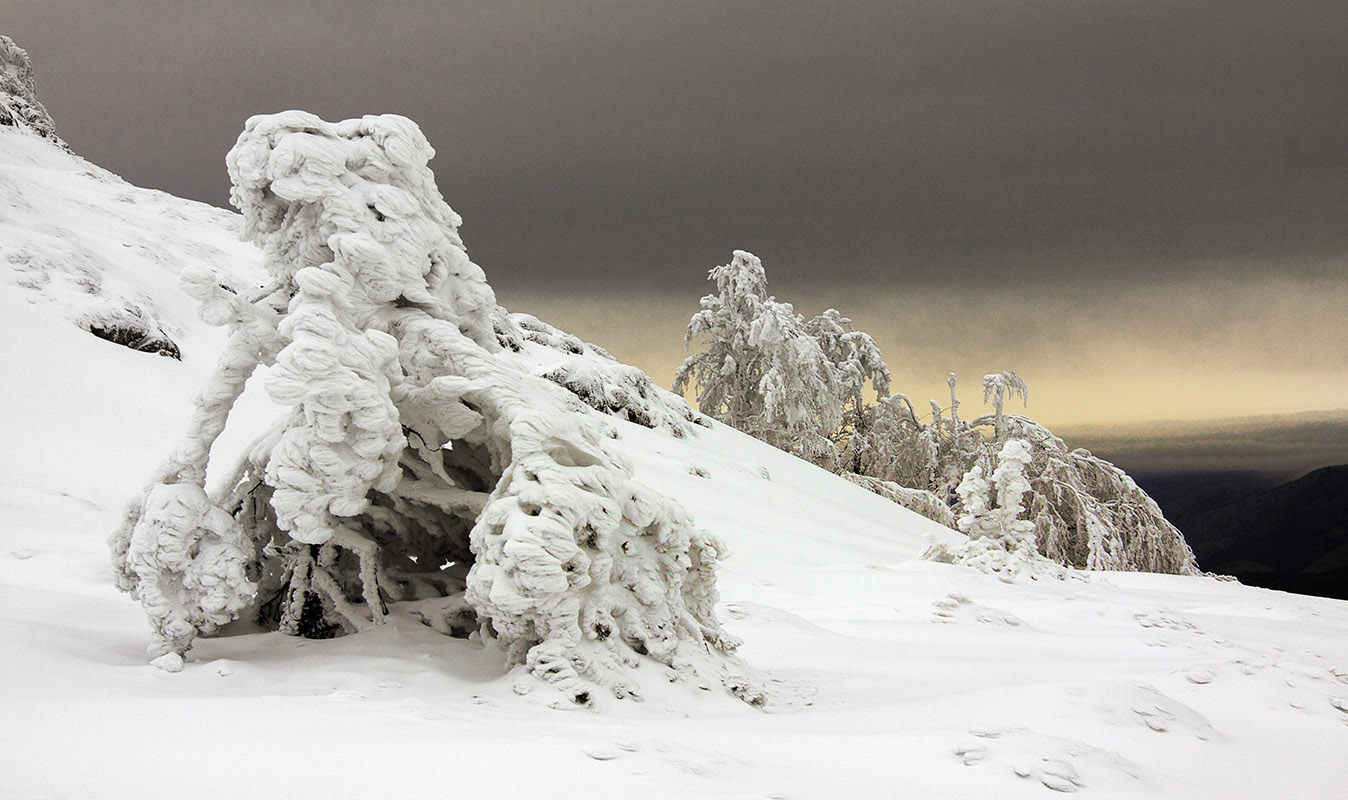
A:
[[843, 390, 985, 501], [674, 250, 769, 434], [109, 111, 758, 705], [926, 439, 1064, 580], [974, 413, 1198, 573], [807, 307, 890, 456], [832, 367, 1196, 575], [900, 373, 1200, 575], [675, 251, 888, 470], [673, 258, 1198, 576]]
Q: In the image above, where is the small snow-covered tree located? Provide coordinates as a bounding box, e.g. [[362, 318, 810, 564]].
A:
[[675, 251, 888, 470], [926, 439, 1063, 579], [843, 389, 986, 502], [110, 111, 758, 705], [674, 250, 771, 435]]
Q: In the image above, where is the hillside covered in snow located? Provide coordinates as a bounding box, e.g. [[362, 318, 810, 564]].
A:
[[2, 48, 1347, 797]]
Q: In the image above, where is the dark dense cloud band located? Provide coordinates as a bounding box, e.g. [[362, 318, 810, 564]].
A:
[[5, 0, 1347, 291]]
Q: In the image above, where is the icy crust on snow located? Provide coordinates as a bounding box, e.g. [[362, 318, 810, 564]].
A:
[[109, 111, 746, 702], [0, 36, 63, 147]]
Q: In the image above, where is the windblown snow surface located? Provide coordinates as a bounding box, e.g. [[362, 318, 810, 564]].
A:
[[2, 126, 1347, 799]]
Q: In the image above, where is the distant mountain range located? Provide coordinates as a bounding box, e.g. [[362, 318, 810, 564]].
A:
[[1060, 410, 1348, 477], [1134, 466, 1348, 601]]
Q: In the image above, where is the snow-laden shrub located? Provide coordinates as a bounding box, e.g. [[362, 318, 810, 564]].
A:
[[0, 35, 64, 147], [110, 111, 751, 703], [675, 250, 887, 469], [843, 380, 986, 503]]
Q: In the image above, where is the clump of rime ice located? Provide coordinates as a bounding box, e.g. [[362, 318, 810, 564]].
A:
[[109, 111, 749, 704]]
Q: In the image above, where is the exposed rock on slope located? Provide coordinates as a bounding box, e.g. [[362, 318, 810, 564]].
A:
[[0, 35, 63, 147]]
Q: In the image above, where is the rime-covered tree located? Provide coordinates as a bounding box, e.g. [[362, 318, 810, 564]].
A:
[[843, 389, 985, 502], [975, 413, 1198, 573], [674, 250, 772, 435], [926, 439, 1064, 579], [900, 373, 1199, 575], [675, 251, 888, 470], [807, 307, 890, 453], [110, 111, 759, 705], [674, 258, 1197, 575]]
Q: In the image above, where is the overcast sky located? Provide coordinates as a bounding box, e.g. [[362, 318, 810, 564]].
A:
[[5, 2, 1348, 446], [7, 1, 1347, 292]]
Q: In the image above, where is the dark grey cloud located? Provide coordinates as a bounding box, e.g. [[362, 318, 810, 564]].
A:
[[5, 1, 1347, 291]]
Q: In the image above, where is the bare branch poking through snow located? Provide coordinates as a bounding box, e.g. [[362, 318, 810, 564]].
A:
[[109, 111, 752, 704]]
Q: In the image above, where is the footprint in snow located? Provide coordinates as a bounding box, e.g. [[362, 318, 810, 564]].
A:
[[1023, 758, 1085, 793], [952, 730, 1106, 794], [953, 745, 986, 765], [1132, 704, 1175, 732], [931, 593, 1023, 627], [1134, 610, 1198, 632], [329, 689, 364, 701], [1184, 666, 1218, 685]]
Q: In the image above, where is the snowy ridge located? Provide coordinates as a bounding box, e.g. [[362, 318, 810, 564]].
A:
[[1, 116, 1347, 798]]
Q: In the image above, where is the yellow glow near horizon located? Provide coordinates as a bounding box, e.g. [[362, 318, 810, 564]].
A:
[[496, 272, 1348, 430]]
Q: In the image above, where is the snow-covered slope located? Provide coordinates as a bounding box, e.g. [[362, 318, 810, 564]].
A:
[[2, 124, 1347, 799]]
